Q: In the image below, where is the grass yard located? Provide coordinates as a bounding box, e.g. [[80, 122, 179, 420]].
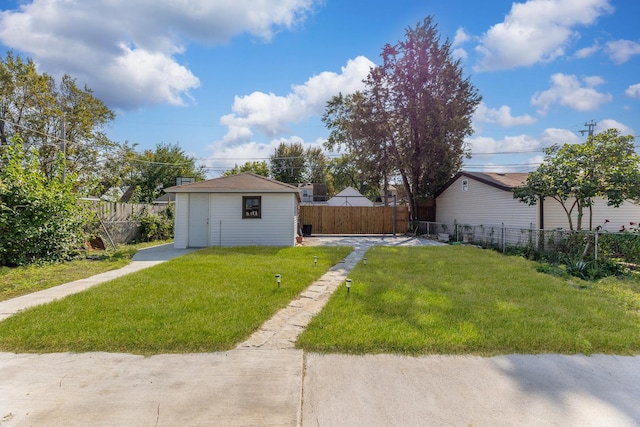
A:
[[296, 245, 640, 356], [0, 241, 171, 302], [0, 246, 352, 355]]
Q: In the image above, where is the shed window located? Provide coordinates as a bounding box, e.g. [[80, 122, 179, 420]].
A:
[[461, 179, 469, 192], [243, 196, 261, 218]]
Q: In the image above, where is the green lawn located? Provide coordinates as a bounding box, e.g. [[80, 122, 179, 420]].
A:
[[296, 245, 640, 356], [0, 241, 171, 302], [0, 246, 352, 355]]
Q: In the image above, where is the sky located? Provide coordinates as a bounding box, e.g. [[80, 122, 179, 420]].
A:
[[1, 0, 639, 178]]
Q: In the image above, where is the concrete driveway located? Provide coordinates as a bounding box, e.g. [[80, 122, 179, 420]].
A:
[[1, 239, 639, 426]]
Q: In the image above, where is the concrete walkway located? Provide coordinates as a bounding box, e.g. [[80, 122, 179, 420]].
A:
[[1, 238, 640, 426], [0, 243, 197, 322]]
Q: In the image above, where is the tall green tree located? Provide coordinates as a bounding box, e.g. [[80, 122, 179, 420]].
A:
[[303, 146, 331, 185], [513, 129, 640, 230], [223, 161, 269, 177], [127, 143, 207, 203], [270, 141, 305, 184], [327, 154, 380, 199], [0, 136, 90, 266], [0, 52, 116, 185], [323, 17, 481, 220]]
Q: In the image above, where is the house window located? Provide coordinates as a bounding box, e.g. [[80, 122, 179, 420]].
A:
[[461, 179, 469, 192], [242, 196, 261, 218]]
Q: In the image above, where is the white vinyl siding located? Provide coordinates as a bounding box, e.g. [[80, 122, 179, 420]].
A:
[[173, 193, 189, 249], [207, 193, 296, 246], [543, 197, 640, 231], [436, 176, 538, 228]]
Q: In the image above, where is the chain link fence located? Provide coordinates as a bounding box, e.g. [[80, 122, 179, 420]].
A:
[[410, 221, 640, 267]]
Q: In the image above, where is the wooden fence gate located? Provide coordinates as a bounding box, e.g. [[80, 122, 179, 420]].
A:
[[299, 205, 408, 235]]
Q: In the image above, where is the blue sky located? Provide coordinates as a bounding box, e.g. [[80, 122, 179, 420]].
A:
[[1, 0, 639, 178]]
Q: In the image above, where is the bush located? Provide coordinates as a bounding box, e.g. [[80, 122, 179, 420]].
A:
[[135, 204, 174, 242], [0, 137, 91, 266]]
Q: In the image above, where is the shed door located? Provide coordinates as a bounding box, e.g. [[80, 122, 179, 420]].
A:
[[188, 194, 209, 247]]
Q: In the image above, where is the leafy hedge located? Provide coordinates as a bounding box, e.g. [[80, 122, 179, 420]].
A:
[[0, 137, 91, 266], [134, 204, 174, 242]]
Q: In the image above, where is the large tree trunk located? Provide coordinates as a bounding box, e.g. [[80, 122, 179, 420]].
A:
[[399, 168, 416, 221], [576, 202, 583, 231]]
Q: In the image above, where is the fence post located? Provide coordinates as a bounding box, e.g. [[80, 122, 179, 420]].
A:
[[393, 195, 397, 236], [502, 223, 505, 253], [594, 230, 599, 261]]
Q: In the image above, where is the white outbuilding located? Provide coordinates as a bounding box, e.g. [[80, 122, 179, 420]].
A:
[[164, 173, 300, 248], [326, 186, 373, 207]]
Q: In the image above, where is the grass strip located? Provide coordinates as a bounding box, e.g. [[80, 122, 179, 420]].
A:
[[0, 241, 172, 302], [296, 245, 640, 356], [0, 246, 351, 355]]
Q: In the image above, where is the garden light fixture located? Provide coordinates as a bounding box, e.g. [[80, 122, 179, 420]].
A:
[[275, 274, 281, 288]]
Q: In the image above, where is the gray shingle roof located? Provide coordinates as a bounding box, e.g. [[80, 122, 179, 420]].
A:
[[436, 171, 529, 196], [164, 172, 300, 194]]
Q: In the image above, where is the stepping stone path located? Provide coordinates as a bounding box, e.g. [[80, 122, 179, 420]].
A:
[[237, 245, 371, 350]]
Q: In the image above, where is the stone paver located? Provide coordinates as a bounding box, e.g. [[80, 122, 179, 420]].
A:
[[237, 245, 371, 350]]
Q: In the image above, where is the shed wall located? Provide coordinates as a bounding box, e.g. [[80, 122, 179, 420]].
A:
[[208, 193, 297, 246], [174, 193, 189, 249], [436, 175, 538, 228], [543, 197, 640, 231]]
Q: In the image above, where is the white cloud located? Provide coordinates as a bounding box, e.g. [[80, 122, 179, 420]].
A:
[[605, 39, 640, 64], [574, 43, 600, 59], [474, 0, 613, 72], [465, 128, 579, 172], [0, 0, 320, 108], [595, 119, 634, 136], [467, 128, 579, 156], [531, 73, 612, 114], [625, 83, 640, 99], [452, 48, 468, 61], [477, 155, 544, 173], [474, 102, 537, 128], [220, 56, 375, 144], [539, 128, 581, 145], [451, 28, 471, 61], [467, 134, 542, 155], [205, 135, 324, 176], [453, 28, 471, 47]]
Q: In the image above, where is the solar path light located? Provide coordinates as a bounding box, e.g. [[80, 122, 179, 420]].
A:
[[346, 278, 351, 293], [275, 274, 281, 288]]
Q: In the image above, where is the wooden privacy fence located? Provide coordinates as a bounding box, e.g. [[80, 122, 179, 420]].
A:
[[82, 201, 169, 244], [84, 201, 167, 221], [299, 205, 409, 235]]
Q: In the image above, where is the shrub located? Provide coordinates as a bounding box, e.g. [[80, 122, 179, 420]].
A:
[[135, 204, 174, 242], [0, 136, 91, 266]]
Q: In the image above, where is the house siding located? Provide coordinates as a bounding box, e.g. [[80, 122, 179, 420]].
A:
[[543, 197, 640, 231], [208, 193, 296, 246], [436, 175, 538, 228], [174, 193, 190, 249]]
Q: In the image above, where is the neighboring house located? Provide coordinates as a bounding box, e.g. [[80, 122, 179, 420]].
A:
[[375, 185, 399, 205], [327, 187, 373, 207], [436, 171, 640, 231], [154, 193, 176, 204], [298, 183, 328, 204], [164, 173, 301, 248]]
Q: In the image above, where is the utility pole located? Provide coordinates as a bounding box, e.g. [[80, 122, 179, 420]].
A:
[[579, 120, 596, 139], [61, 114, 66, 179]]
